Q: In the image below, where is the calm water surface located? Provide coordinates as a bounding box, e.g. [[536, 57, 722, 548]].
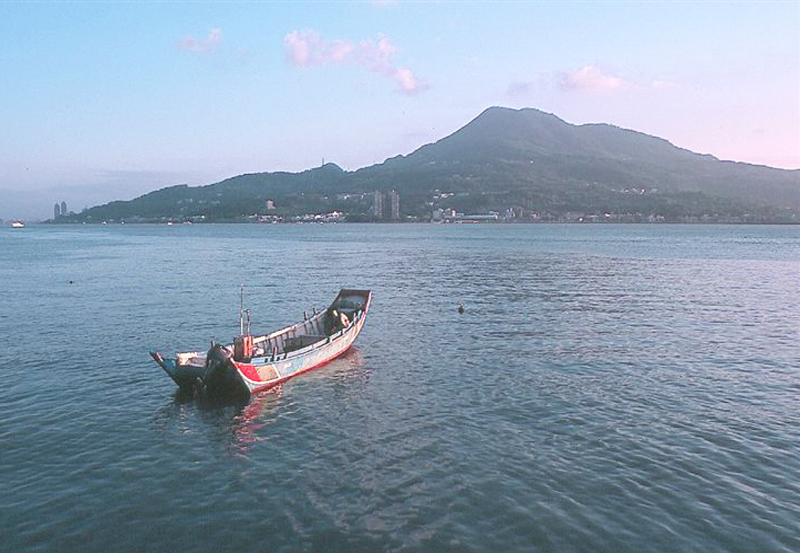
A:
[[0, 224, 798, 552]]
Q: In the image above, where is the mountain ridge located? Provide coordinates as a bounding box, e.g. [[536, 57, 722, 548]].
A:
[[61, 106, 799, 223]]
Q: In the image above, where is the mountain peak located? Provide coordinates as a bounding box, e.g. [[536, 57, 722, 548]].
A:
[[409, 105, 579, 163], [471, 106, 568, 128]]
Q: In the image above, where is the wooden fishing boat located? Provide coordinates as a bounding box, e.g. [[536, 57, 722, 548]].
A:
[[151, 289, 372, 397]]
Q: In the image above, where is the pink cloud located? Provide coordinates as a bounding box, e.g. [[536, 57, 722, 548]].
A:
[[177, 28, 222, 54], [358, 35, 395, 73], [392, 67, 423, 94], [558, 65, 631, 94], [284, 30, 427, 95]]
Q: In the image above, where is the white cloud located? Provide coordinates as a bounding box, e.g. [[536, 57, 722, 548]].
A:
[[553, 66, 680, 96], [176, 28, 222, 54], [284, 30, 428, 95], [558, 65, 631, 94]]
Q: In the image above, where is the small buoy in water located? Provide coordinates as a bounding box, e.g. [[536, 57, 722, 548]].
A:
[[69, 280, 74, 284], [458, 303, 464, 314]]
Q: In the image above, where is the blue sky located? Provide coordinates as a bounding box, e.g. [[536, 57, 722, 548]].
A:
[[1, 1, 798, 219]]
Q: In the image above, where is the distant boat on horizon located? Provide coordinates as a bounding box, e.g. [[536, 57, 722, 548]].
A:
[[11, 220, 24, 228]]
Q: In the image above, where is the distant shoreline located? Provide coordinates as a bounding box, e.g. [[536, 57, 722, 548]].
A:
[[28, 219, 800, 226]]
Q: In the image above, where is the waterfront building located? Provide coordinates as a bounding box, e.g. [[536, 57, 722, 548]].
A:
[[61, 201, 67, 215], [389, 190, 400, 220], [54, 203, 61, 218], [372, 189, 400, 220], [373, 191, 384, 219]]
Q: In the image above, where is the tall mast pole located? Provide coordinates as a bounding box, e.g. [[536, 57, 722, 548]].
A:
[[239, 283, 244, 336]]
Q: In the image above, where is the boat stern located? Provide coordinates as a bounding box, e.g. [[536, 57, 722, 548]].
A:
[[202, 343, 251, 399]]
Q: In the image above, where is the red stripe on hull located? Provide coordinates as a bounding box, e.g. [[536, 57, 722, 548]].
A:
[[232, 291, 371, 395], [235, 343, 355, 394], [236, 362, 261, 382]]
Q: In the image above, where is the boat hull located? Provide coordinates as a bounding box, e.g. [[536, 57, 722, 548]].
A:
[[232, 311, 365, 394], [151, 289, 371, 397], [206, 296, 368, 396]]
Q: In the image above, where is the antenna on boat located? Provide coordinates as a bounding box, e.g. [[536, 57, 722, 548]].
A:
[[239, 283, 245, 336]]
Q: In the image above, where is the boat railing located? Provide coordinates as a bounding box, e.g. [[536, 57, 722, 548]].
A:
[[241, 300, 365, 365], [253, 309, 327, 345]]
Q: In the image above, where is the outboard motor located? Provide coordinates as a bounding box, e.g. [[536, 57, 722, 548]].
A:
[[203, 342, 234, 384]]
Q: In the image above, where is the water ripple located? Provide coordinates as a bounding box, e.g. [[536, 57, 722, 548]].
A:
[[1, 224, 798, 552]]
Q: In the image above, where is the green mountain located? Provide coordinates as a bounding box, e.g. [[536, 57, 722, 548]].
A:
[[65, 107, 799, 223]]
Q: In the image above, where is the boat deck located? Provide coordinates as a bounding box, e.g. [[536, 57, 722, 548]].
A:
[[174, 290, 369, 367]]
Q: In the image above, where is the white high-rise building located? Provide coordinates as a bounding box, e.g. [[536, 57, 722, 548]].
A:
[[388, 190, 400, 220], [373, 191, 384, 218]]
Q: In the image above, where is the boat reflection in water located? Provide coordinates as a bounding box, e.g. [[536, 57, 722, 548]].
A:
[[228, 347, 369, 452], [154, 347, 368, 454], [227, 386, 284, 452]]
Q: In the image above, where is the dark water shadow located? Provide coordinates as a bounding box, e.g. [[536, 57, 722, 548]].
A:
[[152, 383, 284, 455]]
